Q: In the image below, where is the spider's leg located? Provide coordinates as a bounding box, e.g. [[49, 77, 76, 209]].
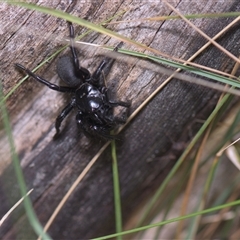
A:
[[91, 43, 123, 87], [16, 63, 75, 93], [92, 58, 113, 82], [76, 112, 91, 135], [103, 87, 131, 108], [105, 114, 127, 125], [68, 22, 90, 80], [76, 112, 115, 139], [108, 99, 131, 108], [55, 97, 76, 137]]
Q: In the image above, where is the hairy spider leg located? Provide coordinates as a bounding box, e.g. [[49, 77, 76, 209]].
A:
[[55, 97, 76, 136], [15, 63, 75, 93], [68, 22, 91, 80]]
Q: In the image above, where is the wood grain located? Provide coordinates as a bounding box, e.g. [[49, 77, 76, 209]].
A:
[[0, 0, 239, 238]]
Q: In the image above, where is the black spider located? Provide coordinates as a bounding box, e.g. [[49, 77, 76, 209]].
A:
[[16, 22, 130, 139]]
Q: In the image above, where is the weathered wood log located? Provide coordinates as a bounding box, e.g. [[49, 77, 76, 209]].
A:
[[0, 0, 239, 239]]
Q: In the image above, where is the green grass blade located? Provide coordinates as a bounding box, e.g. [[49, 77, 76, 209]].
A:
[[111, 140, 122, 240], [92, 199, 240, 240], [116, 48, 240, 88], [5, 1, 145, 48], [0, 83, 51, 239], [186, 157, 219, 239], [136, 93, 231, 228]]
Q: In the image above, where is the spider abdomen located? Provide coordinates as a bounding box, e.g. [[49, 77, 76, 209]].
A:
[[57, 56, 82, 87]]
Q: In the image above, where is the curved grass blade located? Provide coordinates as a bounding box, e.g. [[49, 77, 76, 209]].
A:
[[5, 1, 146, 48], [111, 140, 123, 240], [0, 83, 51, 239], [93, 199, 240, 240]]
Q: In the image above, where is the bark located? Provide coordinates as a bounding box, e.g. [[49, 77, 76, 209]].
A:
[[0, 0, 239, 239]]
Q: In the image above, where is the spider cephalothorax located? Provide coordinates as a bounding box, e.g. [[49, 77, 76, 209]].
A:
[[16, 22, 130, 139]]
